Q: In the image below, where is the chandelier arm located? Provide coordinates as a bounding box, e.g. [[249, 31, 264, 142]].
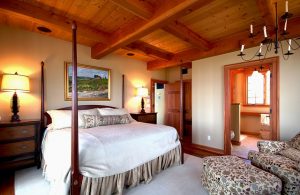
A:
[[279, 41, 289, 60], [241, 48, 261, 61]]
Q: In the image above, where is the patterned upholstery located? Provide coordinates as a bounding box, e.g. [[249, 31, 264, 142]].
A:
[[83, 114, 130, 128], [202, 156, 282, 195], [248, 133, 300, 195]]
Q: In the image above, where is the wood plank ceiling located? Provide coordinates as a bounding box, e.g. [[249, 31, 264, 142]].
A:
[[0, 0, 299, 70]]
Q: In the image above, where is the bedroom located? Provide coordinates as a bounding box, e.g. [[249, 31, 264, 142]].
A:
[[0, 0, 300, 194]]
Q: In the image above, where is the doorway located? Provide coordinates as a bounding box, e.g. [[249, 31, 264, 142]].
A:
[[150, 79, 168, 124], [224, 57, 279, 156]]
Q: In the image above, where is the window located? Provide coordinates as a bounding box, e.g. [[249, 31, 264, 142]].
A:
[[246, 70, 270, 105]]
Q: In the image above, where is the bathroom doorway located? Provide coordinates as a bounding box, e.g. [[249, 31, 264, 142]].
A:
[[150, 79, 168, 124], [224, 57, 279, 156]]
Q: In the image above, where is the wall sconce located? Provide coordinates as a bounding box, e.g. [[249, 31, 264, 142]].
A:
[[137, 87, 148, 113], [1, 72, 30, 122]]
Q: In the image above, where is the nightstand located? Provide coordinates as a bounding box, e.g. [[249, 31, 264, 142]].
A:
[[130, 112, 157, 124], [0, 120, 41, 171]]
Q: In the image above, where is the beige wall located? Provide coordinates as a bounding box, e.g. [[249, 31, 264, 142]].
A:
[[166, 66, 191, 83], [192, 43, 300, 150], [0, 25, 166, 121]]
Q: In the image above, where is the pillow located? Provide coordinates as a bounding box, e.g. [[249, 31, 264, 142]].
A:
[[279, 147, 300, 163], [47, 109, 99, 129], [97, 108, 135, 122], [83, 114, 130, 128], [297, 162, 300, 172]]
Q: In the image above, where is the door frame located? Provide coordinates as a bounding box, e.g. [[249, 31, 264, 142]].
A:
[[224, 57, 279, 155], [150, 79, 168, 113]]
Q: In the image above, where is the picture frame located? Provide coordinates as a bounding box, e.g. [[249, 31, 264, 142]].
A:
[[64, 62, 111, 101]]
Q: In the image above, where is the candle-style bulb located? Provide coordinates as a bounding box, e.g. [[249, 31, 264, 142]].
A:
[[263, 26, 268, 38], [288, 39, 291, 51], [240, 44, 245, 52], [284, 19, 287, 31], [259, 43, 263, 53], [250, 24, 253, 34], [285, 0, 288, 13]]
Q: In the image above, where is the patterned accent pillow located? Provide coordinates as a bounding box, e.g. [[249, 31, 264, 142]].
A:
[[279, 147, 300, 163], [288, 133, 300, 150], [83, 114, 130, 128], [257, 141, 288, 154]]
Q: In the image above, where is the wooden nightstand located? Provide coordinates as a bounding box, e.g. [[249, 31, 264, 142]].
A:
[[0, 120, 41, 171], [130, 112, 157, 124]]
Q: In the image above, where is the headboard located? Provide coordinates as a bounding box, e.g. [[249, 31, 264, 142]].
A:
[[44, 105, 116, 126]]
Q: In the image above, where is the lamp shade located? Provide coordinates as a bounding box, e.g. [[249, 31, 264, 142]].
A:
[[1, 72, 30, 92], [137, 87, 148, 97]]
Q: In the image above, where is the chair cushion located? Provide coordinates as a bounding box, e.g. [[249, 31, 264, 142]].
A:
[[279, 147, 300, 163], [289, 133, 300, 150], [248, 151, 300, 185], [202, 156, 282, 194]]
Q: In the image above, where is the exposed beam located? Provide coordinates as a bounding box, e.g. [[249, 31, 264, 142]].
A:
[[148, 19, 300, 70], [125, 41, 173, 61], [110, 0, 153, 20], [162, 21, 211, 50], [256, 0, 276, 28], [111, 0, 211, 50], [0, 0, 109, 44], [147, 17, 300, 70], [92, 0, 213, 59]]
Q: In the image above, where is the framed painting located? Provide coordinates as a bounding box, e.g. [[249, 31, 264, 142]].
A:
[[64, 62, 111, 101]]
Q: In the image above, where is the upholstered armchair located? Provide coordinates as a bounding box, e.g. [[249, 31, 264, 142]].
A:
[[248, 134, 300, 195]]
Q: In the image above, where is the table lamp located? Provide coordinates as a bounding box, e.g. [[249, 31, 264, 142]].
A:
[[1, 72, 30, 122], [137, 87, 148, 113]]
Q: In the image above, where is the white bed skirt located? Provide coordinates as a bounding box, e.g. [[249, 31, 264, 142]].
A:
[[80, 145, 182, 195]]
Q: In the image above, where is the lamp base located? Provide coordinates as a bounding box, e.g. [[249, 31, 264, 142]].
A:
[[11, 91, 21, 122], [11, 114, 20, 122], [140, 97, 146, 114]]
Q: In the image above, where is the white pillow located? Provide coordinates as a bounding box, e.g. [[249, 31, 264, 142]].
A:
[[47, 108, 99, 129], [97, 108, 135, 122]]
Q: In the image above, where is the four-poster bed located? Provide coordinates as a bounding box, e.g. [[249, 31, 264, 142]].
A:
[[40, 22, 182, 195]]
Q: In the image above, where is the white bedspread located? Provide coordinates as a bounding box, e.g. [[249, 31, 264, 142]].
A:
[[42, 121, 180, 195]]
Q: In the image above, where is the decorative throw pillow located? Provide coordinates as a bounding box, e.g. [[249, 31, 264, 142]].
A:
[[83, 114, 130, 128], [288, 133, 300, 150], [47, 109, 99, 129], [279, 147, 300, 163], [97, 108, 135, 122]]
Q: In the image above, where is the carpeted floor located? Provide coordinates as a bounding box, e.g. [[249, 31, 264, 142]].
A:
[[15, 154, 208, 195], [231, 134, 261, 159]]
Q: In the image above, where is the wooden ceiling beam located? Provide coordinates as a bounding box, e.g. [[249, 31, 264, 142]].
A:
[[111, 0, 212, 50], [110, 0, 153, 20], [147, 17, 300, 70], [256, 0, 276, 28], [162, 21, 211, 50], [0, 0, 109, 44], [125, 41, 173, 61], [92, 0, 213, 59]]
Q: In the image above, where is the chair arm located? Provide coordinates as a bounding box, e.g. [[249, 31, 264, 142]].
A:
[[257, 140, 288, 154]]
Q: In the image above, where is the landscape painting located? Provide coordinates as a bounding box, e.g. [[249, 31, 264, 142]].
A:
[[64, 62, 111, 101]]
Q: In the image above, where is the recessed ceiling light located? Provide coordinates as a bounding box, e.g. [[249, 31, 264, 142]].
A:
[[37, 26, 52, 33], [127, 53, 134, 56]]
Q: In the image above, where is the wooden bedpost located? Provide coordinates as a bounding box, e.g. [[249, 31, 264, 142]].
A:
[[71, 21, 80, 195], [41, 61, 45, 131], [122, 74, 125, 108]]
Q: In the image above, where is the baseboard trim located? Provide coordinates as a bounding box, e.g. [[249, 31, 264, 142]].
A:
[[231, 140, 241, 145], [183, 142, 224, 157], [241, 131, 260, 136]]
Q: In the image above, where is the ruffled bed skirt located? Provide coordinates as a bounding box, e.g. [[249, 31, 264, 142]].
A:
[[80, 145, 182, 195]]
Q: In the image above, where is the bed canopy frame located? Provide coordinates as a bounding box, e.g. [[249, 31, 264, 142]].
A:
[[40, 21, 182, 195]]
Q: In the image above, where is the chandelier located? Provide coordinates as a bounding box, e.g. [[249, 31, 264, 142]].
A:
[[238, 0, 300, 61]]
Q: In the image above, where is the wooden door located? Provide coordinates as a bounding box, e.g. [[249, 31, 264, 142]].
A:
[[165, 82, 182, 137], [184, 80, 192, 138]]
